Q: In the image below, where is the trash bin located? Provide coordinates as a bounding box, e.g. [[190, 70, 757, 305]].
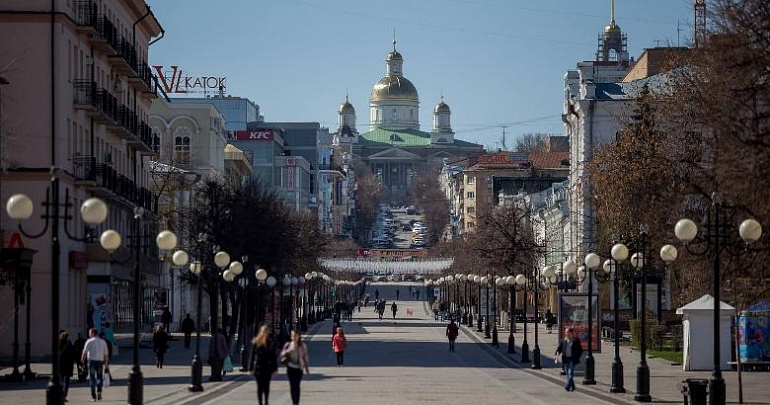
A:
[[683, 379, 708, 405]]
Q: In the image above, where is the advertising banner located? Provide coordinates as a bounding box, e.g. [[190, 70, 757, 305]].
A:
[[559, 293, 600, 352]]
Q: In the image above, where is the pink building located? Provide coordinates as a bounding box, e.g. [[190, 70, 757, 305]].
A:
[[0, 0, 163, 362]]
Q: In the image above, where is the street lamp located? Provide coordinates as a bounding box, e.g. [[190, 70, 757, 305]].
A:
[[210, 250, 231, 381], [608, 243, 629, 393], [514, 273, 530, 363], [188, 260, 204, 392], [481, 275, 491, 339], [265, 276, 277, 330], [6, 191, 108, 405], [673, 198, 762, 405], [492, 276, 504, 347], [580, 252, 602, 384], [608, 235, 676, 402], [505, 275, 517, 354], [223, 260, 248, 371], [465, 273, 475, 327], [532, 266, 555, 369], [99, 213, 187, 405]]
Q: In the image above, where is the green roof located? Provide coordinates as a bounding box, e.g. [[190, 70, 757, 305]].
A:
[[358, 127, 480, 148]]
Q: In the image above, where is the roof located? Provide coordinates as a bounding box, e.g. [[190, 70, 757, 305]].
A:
[[357, 127, 480, 148], [744, 301, 770, 314], [676, 294, 735, 314], [594, 72, 674, 101], [466, 151, 570, 170]]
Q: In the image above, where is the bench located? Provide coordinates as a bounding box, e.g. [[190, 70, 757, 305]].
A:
[[727, 361, 770, 371]]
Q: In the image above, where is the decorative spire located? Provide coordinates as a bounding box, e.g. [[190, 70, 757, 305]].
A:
[[610, 0, 615, 27]]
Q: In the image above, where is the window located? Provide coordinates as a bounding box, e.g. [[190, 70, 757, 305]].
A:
[[466, 206, 475, 214], [173, 126, 192, 163], [466, 191, 475, 200], [151, 126, 162, 155], [392, 109, 397, 121], [467, 222, 475, 230], [467, 176, 475, 184]]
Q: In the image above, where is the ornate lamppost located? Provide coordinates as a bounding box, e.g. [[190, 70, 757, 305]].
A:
[[606, 244, 629, 393], [7, 190, 110, 405], [505, 274, 517, 354], [188, 260, 204, 392], [673, 197, 762, 405], [514, 273, 530, 363], [531, 266, 555, 369]]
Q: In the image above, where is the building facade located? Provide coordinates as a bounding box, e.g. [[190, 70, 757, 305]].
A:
[[0, 0, 163, 357], [340, 42, 485, 206]]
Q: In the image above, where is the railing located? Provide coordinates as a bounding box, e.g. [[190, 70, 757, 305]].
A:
[[134, 62, 155, 90], [73, 80, 97, 107], [114, 35, 138, 72], [97, 16, 119, 50], [73, 0, 98, 29]]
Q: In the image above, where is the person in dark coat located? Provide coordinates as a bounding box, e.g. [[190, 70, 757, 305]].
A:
[[58, 330, 76, 400], [251, 325, 278, 405], [555, 327, 583, 392], [161, 308, 173, 332], [445, 319, 459, 352], [73, 332, 87, 382], [98, 331, 113, 360], [153, 325, 170, 368], [181, 314, 195, 349]]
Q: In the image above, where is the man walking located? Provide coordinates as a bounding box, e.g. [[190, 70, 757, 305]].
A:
[[181, 314, 195, 349], [81, 328, 109, 401], [391, 301, 398, 319], [445, 318, 459, 352]]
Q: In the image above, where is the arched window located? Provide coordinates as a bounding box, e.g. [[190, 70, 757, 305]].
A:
[[151, 126, 162, 155], [173, 126, 192, 164], [392, 109, 397, 121]]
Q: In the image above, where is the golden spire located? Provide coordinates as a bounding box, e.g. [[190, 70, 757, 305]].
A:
[[610, 0, 615, 27]]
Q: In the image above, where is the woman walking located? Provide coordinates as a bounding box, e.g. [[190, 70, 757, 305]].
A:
[[153, 325, 169, 368], [251, 325, 278, 405], [58, 330, 76, 401], [332, 327, 347, 366], [280, 330, 310, 405]]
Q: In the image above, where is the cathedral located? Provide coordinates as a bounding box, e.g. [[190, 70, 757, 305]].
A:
[[335, 42, 484, 205]]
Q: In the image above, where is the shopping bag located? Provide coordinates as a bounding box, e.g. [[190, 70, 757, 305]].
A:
[[103, 372, 111, 388], [223, 356, 234, 373]]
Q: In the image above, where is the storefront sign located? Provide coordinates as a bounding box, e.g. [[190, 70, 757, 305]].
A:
[[234, 129, 274, 140], [152, 65, 227, 94]]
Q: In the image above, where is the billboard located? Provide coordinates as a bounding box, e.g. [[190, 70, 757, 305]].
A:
[[559, 293, 601, 352], [234, 129, 274, 141]]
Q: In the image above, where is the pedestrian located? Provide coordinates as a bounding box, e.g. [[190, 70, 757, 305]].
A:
[[81, 328, 109, 402], [377, 300, 386, 320], [181, 313, 195, 349], [251, 325, 277, 405], [153, 325, 170, 368], [73, 332, 87, 382], [445, 319, 459, 352], [332, 327, 347, 367], [58, 330, 76, 402], [161, 308, 173, 332], [209, 327, 229, 381], [555, 327, 583, 392], [280, 330, 310, 405], [391, 301, 398, 319], [545, 308, 555, 334], [374, 288, 379, 300]]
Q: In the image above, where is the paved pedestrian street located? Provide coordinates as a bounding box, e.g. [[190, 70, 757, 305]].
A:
[[2, 287, 769, 404]]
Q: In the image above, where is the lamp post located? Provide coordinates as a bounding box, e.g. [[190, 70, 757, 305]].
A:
[[580, 252, 602, 385], [99, 212, 187, 404], [506, 275, 517, 354], [482, 275, 491, 339], [608, 244, 629, 393], [607, 235, 676, 402], [256, 268, 268, 328], [492, 276, 504, 347], [514, 274, 530, 363], [222, 261, 247, 371], [475, 276, 483, 332], [673, 198, 762, 405], [466, 274, 474, 327], [532, 266, 556, 369], [210, 250, 231, 381], [7, 191, 109, 405], [265, 276, 277, 330], [188, 260, 204, 392]]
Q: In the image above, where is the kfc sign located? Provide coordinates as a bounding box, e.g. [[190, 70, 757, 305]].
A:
[[153, 65, 227, 94], [234, 130, 274, 141]]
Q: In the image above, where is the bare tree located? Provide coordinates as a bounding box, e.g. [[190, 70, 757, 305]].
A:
[[515, 133, 550, 153]]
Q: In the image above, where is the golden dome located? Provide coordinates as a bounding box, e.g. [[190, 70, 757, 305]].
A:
[[339, 98, 355, 114], [434, 99, 450, 114], [604, 22, 621, 33], [370, 76, 418, 102]]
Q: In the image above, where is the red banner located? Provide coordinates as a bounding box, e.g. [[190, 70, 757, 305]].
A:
[[559, 293, 601, 352]]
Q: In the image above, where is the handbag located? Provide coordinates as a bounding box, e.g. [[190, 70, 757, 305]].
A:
[[103, 372, 111, 388], [223, 356, 234, 372], [280, 350, 290, 366]]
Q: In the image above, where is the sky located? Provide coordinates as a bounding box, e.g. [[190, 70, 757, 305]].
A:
[[147, 0, 695, 151]]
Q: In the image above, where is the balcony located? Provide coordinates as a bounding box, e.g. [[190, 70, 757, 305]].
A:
[[72, 154, 97, 183], [128, 122, 155, 155], [109, 36, 138, 75], [91, 16, 119, 54], [128, 62, 155, 94], [73, 0, 98, 34], [73, 81, 121, 126]]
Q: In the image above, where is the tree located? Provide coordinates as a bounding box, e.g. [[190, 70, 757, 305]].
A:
[[515, 133, 550, 153], [350, 160, 383, 244], [410, 171, 450, 244]]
